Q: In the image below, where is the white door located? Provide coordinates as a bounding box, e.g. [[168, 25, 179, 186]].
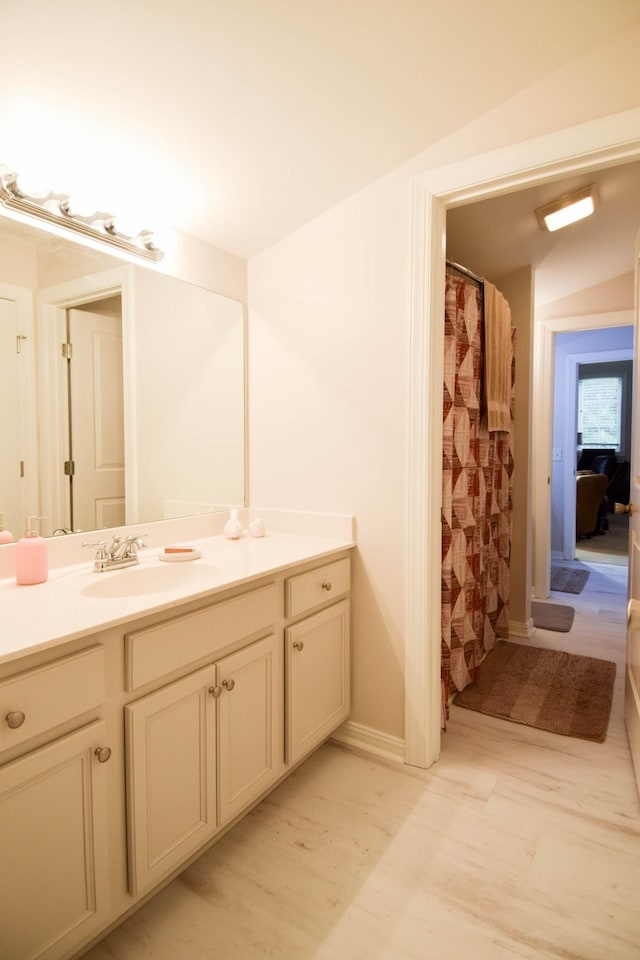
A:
[[68, 307, 125, 531], [125, 665, 218, 897], [625, 230, 640, 796], [0, 720, 111, 960], [285, 600, 350, 765], [217, 633, 284, 826], [0, 296, 23, 534], [0, 285, 37, 535]]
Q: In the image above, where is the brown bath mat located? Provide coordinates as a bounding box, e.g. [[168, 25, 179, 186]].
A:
[[453, 641, 615, 741], [550, 565, 590, 594], [531, 600, 575, 633]]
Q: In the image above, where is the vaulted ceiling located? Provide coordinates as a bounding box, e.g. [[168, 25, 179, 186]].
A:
[[2, 0, 639, 264], [446, 159, 640, 307]]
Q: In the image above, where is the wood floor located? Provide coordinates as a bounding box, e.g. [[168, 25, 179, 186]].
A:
[[83, 557, 640, 960]]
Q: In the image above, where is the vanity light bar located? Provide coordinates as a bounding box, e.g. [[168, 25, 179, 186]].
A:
[[0, 168, 164, 262]]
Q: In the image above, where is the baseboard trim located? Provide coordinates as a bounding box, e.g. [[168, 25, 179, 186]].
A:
[[330, 720, 405, 763], [509, 618, 535, 639]]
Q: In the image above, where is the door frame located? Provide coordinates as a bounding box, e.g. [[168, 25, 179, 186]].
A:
[[534, 313, 634, 582], [36, 267, 131, 533], [406, 107, 640, 769], [561, 339, 633, 561], [0, 281, 38, 529]]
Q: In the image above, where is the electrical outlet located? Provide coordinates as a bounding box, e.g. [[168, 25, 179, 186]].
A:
[[552, 448, 562, 461]]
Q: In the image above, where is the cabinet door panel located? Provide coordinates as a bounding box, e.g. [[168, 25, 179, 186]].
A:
[[217, 633, 283, 826], [0, 720, 110, 960], [286, 600, 350, 765], [125, 665, 217, 897]]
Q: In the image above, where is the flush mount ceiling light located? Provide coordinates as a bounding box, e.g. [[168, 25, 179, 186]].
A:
[[0, 165, 164, 262], [535, 183, 597, 232]]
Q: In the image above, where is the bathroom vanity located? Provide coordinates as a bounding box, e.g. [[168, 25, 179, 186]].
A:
[[0, 517, 353, 960]]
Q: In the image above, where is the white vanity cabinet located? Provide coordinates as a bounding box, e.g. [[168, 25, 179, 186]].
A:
[[125, 663, 218, 896], [216, 632, 284, 826], [0, 647, 111, 960], [124, 585, 284, 897], [285, 558, 351, 765], [125, 632, 284, 897], [0, 540, 352, 960]]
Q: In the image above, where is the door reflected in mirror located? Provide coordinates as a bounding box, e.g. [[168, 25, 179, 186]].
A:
[[0, 217, 246, 539]]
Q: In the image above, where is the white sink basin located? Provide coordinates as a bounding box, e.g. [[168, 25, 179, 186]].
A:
[[81, 562, 216, 599]]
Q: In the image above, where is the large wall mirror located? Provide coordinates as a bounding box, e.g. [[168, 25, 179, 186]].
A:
[[0, 215, 246, 539]]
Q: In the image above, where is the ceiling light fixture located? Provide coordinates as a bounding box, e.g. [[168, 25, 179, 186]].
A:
[[535, 183, 597, 232], [0, 166, 164, 262]]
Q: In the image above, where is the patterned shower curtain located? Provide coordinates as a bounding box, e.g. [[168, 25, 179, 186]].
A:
[[441, 270, 514, 720]]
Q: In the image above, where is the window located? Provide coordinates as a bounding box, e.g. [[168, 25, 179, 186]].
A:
[[578, 376, 622, 451]]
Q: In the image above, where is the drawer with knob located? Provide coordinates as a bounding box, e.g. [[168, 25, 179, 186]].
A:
[[285, 557, 350, 620], [125, 582, 279, 690], [0, 645, 105, 752]]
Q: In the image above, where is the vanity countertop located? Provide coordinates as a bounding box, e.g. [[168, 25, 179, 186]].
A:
[[0, 530, 355, 666]]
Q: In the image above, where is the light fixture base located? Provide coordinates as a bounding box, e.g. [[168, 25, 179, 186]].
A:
[[0, 168, 164, 262], [535, 183, 597, 233]]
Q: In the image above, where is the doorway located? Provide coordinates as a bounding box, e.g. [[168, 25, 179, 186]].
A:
[[36, 267, 128, 537], [63, 296, 125, 533], [554, 333, 634, 565], [405, 109, 640, 770]]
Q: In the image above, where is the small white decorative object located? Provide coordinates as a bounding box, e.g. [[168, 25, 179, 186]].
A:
[[248, 517, 266, 538], [224, 508, 244, 539]]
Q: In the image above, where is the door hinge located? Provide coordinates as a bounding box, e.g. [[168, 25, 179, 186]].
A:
[[61, 342, 73, 360], [64, 460, 75, 476], [20, 460, 24, 478], [16, 334, 27, 354]]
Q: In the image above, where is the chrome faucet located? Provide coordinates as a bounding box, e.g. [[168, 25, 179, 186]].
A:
[[83, 533, 147, 572]]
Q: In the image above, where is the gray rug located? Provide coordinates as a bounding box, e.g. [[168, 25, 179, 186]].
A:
[[531, 600, 575, 633], [453, 641, 616, 742], [550, 565, 590, 594]]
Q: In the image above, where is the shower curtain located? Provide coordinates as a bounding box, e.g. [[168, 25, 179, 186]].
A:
[[441, 269, 514, 720]]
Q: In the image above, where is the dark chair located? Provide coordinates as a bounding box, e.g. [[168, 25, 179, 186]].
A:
[[606, 459, 630, 508], [589, 454, 618, 479], [577, 448, 616, 471]]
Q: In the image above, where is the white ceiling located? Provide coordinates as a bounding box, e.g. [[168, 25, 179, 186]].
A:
[[446, 159, 640, 306], [2, 0, 640, 263]]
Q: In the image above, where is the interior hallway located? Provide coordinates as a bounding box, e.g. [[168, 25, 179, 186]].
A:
[[83, 554, 640, 960]]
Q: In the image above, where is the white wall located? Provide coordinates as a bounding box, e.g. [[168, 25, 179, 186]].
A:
[[248, 25, 640, 743], [129, 266, 245, 523], [249, 173, 411, 738]]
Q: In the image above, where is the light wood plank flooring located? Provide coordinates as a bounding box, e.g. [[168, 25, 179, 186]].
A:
[[83, 558, 640, 960]]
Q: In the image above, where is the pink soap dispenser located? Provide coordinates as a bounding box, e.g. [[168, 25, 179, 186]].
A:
[[16, 516, 48, 585], [0, 513, 13, 544]]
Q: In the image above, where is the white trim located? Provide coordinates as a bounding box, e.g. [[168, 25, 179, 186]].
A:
[[36, 268, 131, 533], [564, 344, 633, 558], [331, 721, 405, 764], [532, 310, 633, 589], [414, 109, 640, 199], [531, 320, 554, 598], [408, 108, 640, 768], [0, 281, 38, 528], [405, 181, 445, 769], [509, 619, 535, 639]]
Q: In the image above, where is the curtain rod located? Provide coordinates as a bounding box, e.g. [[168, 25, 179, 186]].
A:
[[446, 258, 484, 285]]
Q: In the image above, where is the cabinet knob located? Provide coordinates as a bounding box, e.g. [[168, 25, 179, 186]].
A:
[[293, 640, 304, 651], [321, 581, 332, 591], [6, 710, 25, 729], [209, 685, 222, 699], [222, 678, 235, 692], [94, 746, 112, 764]]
